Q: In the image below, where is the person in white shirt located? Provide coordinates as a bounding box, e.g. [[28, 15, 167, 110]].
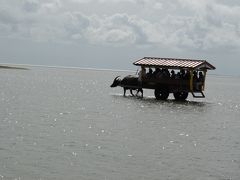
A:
[[138, 67, 146, 84]]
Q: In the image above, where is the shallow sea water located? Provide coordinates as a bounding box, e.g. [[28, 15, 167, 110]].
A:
[[0, 67, 240, 180]]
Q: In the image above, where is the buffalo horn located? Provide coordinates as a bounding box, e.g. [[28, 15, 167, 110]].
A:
[[114, 76, 120, 81]]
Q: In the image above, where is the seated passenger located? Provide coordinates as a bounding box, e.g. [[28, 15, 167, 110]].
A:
[[180, 69, 186, 79], [184, 70, 190, 80], [162, 69, 170, 78], [146, 68, 153, 78], [153, 68, 162, 78], [138, 67, 146, 82], [198, 72, 204, 82], [176, 72, 181, 79], [156, 69, 163, 79], [171, 70, 176, 79], [153, 68, 160, 78], [193, 71, 198, 82]]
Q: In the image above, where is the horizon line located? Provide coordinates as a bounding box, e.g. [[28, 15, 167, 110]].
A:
[[0, 62, 238, 77], [0, 63, 135, 73]]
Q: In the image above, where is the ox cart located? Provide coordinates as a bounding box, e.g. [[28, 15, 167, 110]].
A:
[[111, 57, 216, 101]]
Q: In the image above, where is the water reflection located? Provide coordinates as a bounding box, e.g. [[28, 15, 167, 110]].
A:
[[111, 94, 209, 107]]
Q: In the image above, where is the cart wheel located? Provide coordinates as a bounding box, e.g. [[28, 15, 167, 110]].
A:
[[173, 91, 188, 101], [154, 88, 169, 100]]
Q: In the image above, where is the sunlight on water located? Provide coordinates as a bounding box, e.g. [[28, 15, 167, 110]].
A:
[[0, 68, 239, 179]]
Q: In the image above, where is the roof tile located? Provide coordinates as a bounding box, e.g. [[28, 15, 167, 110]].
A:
[[133, 57, 215, 70]]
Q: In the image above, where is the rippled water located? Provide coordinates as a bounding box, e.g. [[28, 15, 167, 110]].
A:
[[0, 67, 240, 180]]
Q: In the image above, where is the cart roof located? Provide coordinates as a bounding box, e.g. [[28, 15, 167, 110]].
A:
[[133, 57, 216, 70]]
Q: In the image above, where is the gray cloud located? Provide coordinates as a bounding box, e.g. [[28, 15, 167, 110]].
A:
[[0, 0, 240, 51], [22, 0, 40, 13]]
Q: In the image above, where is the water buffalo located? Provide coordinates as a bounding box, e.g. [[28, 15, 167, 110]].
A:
[[110, 75, 143, 97]]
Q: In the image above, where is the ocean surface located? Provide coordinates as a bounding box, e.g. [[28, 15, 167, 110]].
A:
[[0, 67, 240, 180]]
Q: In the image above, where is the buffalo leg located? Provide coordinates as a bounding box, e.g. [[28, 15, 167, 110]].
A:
[[137, 89, 143, 98], [130, 89, 135, 96], [123, 88, 126, 96]]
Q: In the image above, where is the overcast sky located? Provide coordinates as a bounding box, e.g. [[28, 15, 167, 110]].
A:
[[0, 0, 240, 75]]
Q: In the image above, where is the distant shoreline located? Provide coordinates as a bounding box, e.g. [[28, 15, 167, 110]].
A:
[[0, 63, 134, 73], [0, 65, 29, 70], [0, 63, 239, 78]]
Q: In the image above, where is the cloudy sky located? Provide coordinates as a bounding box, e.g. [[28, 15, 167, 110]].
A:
[[0, 0, 240, 75]]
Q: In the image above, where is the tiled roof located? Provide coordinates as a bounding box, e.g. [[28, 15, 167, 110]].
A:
[[133, 57, 216, 70]]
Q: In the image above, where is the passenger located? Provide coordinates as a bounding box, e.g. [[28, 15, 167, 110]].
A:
[[180, 69, 186, 79], [192, 71, 198, 90], [167, 69, 170, 78], [198, 71, 204, 82], [171, 70, 176, 79], [153, 68, 160, 78], [138, 67, 146, 83], [193, 71, 198, 82], [146, 68, 153, 78], [156, 68, 163, 79], [176, 72, 181, 79], [184, 70, 190, 80], [162, 69, 170, 78]]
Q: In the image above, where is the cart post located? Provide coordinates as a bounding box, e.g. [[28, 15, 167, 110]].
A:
[[202, 69, 207, 91], [190, 69, 193, 92]]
